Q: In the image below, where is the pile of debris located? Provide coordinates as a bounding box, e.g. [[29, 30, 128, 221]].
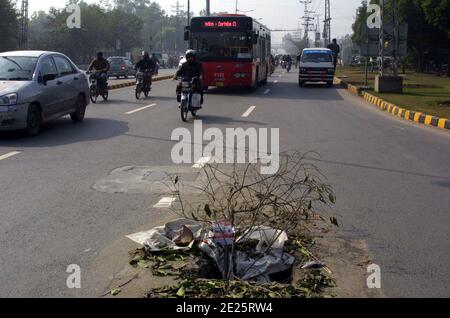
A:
[[126, 219, 334, 298]]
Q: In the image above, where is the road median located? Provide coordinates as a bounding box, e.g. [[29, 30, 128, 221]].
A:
[[334, 77, 450, 131], [108, 74, 174, 90]]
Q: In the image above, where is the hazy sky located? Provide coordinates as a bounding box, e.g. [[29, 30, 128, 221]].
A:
[[26, 0, 363, 44]]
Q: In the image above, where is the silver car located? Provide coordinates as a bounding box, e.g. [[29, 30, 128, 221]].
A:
[[0, 51, 90, 136]]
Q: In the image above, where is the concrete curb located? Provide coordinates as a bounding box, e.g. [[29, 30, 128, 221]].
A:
[[334, 77, 450, 130], [107, 75, 174, 90]]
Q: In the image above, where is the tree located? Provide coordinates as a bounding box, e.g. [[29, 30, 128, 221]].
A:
[[0, 0, 19, 51], [422, 0, 450, 76]]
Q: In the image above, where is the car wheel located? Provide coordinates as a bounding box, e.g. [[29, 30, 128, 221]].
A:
[[26, 103, 42, 136], [70, 95, 87, 122], [326, 81, 333, 88], [299, 80, 304, 87]]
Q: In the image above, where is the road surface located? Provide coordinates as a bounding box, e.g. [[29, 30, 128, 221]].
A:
[[0, 69, 449, 297]]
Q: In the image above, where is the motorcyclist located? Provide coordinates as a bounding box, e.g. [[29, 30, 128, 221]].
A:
[[174, 50, 203, 105], [87, 52, 110, 92], [135, 51, 156, 89], [285, 55, 293, 71]]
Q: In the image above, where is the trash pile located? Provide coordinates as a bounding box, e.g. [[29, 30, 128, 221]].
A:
[[127, 219, 296, 283]]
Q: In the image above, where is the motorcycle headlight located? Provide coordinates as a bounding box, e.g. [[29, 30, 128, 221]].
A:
[[0, 93, 18, 106]]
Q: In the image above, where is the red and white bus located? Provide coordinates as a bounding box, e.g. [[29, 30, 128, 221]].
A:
[[185, 14, 271, 89]]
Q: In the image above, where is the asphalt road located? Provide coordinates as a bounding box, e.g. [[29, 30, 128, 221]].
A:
[[0, 69, 449, 297]]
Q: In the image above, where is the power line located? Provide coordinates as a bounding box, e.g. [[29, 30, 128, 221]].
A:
[[299, 0, 315, 41]]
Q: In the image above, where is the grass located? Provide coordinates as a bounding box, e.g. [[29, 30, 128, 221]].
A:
[[335, 66, 450, 119]]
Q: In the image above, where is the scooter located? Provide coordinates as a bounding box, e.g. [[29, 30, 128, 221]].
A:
[[135, 69, 153, 99], [178, 77, 202, 122]]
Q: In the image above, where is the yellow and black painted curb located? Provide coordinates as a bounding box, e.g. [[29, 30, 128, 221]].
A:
[[334, 77, 450, 130], [107, 75, 174, 90]]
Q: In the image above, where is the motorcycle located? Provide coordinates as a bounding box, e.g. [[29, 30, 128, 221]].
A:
[[178, 77, 202, 122], [88, 71, 108, 103], [135, 69, 153, 100]]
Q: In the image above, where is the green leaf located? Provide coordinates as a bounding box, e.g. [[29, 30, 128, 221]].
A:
[[111, 288, 121, 296], [176, 286, 186, 297], [138, 260, 150, 268], [329, 193, 336, 204]]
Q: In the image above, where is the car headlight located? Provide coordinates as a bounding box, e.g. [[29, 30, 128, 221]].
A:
[[300, 68, 307, 72], [0, 93, 18, 106]]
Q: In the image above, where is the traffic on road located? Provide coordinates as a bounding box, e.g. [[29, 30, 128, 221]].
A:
[[0, 0, 449, 306]]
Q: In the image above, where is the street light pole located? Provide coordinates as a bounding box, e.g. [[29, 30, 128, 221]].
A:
[[235, 0, 238, 14], [206, 0, 210, 16], [187, 0, 190, 24]]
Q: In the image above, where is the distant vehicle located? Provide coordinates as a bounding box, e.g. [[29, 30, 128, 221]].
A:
[[184, 14, 271, 88], [298, 48, 335, 87], [151, 53, 169, 68], [0, 51, 90, 136], [107, 56, 136, 79]]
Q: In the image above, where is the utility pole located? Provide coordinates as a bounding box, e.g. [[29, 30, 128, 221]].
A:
[[315, 14, 321, 47], [379, 0, 400, 77], [206, 0, 210, 16], [376, 0, 404, 93], [235, 0, 238, 14], [171, 1, 185, 55], [187, 0, 190, 25], [299, 0, 315, 43], [19, 0, 29, 50], [323, 0, 331, 46]]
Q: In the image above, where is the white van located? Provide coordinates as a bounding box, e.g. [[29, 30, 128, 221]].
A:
[[298, 48, 335, 87]]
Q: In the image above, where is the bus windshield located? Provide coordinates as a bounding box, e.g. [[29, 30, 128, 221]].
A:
[[192, 32, 253, 61]]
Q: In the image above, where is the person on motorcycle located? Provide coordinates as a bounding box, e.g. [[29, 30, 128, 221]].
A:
[[87, 52, 110, 92], [135, 51, 156, 89], [174, 50, 203, 105]]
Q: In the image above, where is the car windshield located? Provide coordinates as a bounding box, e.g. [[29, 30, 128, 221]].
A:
[[192, 32, 253, 61], [0, 56, 38, 81], [302, 52, 333, 63]]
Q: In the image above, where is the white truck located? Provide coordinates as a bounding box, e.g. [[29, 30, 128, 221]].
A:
[[298, 48, 335, 87]]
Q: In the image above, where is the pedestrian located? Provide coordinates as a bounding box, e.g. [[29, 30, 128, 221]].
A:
[[327, 39, 340, 70]]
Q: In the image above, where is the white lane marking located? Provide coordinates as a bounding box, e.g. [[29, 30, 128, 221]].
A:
[[263, 89, 271, 95], [242, 106, 256, 118], [193, 157, 211, 168], [153, 197, 176, 208], [125, 103, 157, 114], [0, 151, 21, 161]]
